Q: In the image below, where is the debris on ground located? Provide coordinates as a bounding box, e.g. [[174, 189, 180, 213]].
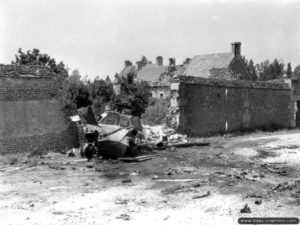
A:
[[192, 191, 211, 199], [49, 165, 66, 170], [266, 166, 288, 176], [152, 175, 159, 180], [66, 148, 76, 157], [121, 178, 132, 184], [115, 198, 129, 205], [118, 155, 157, 162], [255, 199, 262, 205], [142, 124, 209, 149], [164, 167, 183, 176], [116, 214, 131, 221], [273, 180, 300, 192], [240, 204, 251, 213]]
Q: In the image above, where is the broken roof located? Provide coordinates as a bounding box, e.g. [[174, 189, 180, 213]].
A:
[[136, 64, 168, 83], [182, 52, 235, 78]]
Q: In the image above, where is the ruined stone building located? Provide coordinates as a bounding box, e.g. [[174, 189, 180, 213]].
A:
[[0, 65, 79, 153], [115, 56, 173, 99], [175, 42, 250, 80], [116, 42, 251, 99], [169, 76, 293, 137]]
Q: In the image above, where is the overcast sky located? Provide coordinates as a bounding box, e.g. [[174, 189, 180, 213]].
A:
[[0, 0, 299, 80]]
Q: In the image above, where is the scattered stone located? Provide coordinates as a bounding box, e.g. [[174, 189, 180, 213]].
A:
[[29, 203, 34, 208], [122, 179, 132, 184], [240, 204, 251, 213], [116, 214, 131, 221], [86, 164, 94, 168], [52, 211, 64, 215], [66, 148, 76, 157], [130, 172, 139, 176], [192, 191, 210, 199], [163, 215, 170, 220], [32, 179, 42, 184], [193, 183, 201, 188], [152, 175, 159, 180], [95, 167, 103, 172], [49, 165, 66, 170], [164, 167, 182, 176], [181, 166, 196, 173], [115, 199, 128, 205], [255, 199, 262, 205]]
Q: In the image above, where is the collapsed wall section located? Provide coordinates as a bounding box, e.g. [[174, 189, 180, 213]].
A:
[[0, 65, 79, 154], [170, 76, 293, 137]]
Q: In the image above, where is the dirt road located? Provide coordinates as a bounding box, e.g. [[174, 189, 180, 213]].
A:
[[1, 130, 300, 225]]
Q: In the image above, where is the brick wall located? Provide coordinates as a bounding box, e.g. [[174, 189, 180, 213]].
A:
[[170, 76, 293, 137], [0, 65, 79, 154]]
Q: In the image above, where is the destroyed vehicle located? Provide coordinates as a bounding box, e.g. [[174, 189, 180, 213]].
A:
[[82, 123, 140, 159], [76, 107, 142, 159], [99, 111, 143, 132]]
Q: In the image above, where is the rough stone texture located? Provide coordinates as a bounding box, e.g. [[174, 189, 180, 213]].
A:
[[171, 76, 293, 137], [150, 86, 171, 99], [0, 64, 52, 77], [0, 65, 79, 154]]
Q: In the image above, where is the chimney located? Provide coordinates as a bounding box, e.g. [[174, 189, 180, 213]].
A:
[[156, 56, 163, 66], [231, 42, 241, 57], [136, 61, 142, 70], [124, 60, 132, 67], [169, 58, 176, 66]]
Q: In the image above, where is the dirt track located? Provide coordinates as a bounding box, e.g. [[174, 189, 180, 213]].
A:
[[1, 130, 300, 225]]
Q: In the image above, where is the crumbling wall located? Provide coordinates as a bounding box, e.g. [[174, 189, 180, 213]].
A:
[[150, 86, 171, 99], [170, 76, 293, 137], [0, 65, 79, 154]]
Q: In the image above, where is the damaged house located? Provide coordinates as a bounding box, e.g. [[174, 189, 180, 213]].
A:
[[116, 42, 251, 99], [175, 42, 250, 80]]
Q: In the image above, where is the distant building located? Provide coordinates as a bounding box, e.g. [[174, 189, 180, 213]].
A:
[[116, 42, 251, 99], [175, 42, 250, 80]]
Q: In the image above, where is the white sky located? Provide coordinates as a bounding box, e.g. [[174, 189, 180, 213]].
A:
[[0, 0, 300, 80]]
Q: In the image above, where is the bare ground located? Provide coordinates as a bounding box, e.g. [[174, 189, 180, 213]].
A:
[[1, 129, 300, 225]]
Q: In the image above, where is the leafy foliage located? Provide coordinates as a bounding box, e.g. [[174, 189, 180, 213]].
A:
[[286, 63, 292, 78], [256, 59, 284, 81], [111, 73, 151, 117], [89, 78, 114, 115], [60, 70, 92, 116]]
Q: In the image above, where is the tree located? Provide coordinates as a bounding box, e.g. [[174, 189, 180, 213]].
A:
[[60, 70, 92, 116], [286, 63, 292, 78], [183, 57, 191, 65], [294, 65, 300, 78], [89, 78, 114, 115], [111, 74, 151, 117], [256, 59, 285, 81], [247, 59, 258, 81]]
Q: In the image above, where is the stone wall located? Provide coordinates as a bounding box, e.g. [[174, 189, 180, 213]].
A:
[[150, 86, 170, 99], [170, 76, 293, 137], [0, 65, 79, 154]]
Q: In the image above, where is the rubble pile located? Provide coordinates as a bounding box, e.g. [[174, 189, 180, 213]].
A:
[[142, 124, 187, 144]]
